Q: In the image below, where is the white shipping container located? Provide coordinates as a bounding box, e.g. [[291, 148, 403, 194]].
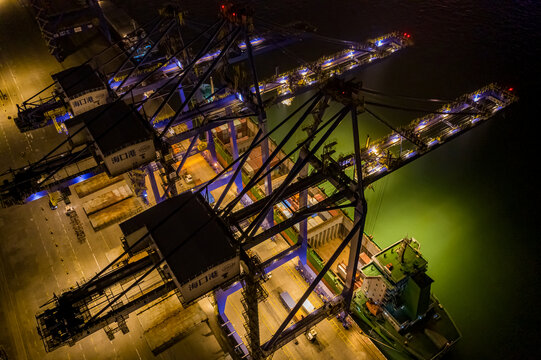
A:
[[302, 299, 315, 314], [337, 263, 347, 282]]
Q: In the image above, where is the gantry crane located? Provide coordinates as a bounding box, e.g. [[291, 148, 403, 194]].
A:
[[1, 2, 517, 359], [1, 3, 409, 207], [34, 76, 516, 357]]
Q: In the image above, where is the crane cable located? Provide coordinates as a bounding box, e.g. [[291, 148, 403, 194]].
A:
[[368, 175, 388, 235], [19, 15, 163, 107], [360, 87, 453, 103], [259, 28, 320, 74], [365, 100, 484, 116], [18, 20, 224, 185], [255, 17, 372, 50]]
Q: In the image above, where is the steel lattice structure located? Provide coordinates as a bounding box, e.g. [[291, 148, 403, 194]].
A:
[[1, 2, 517, 359]]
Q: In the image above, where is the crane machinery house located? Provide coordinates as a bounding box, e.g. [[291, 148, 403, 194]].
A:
[[119, 192, 240, 303], [64, 101, 156, 176], [52, 64, 108, 116]]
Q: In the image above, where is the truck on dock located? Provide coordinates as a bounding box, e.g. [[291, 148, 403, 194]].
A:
[[302, 298, 315, 315], [279, 291, 318, 342], [279, 291, 303, 322]]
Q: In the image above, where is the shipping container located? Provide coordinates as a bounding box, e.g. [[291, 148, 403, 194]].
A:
[[279, 291, 306, 322], [337, 262, 361, 282], [280, 291, 296, 311], [302, 299, 315, 315], [337, 262, 347, 282]]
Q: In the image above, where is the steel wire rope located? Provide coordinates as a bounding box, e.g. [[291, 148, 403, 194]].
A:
[[255, 17, 375, 51], [360, 87, 454, 103], [22, 19, 223, 177], [20, 15, 162, 105], [114, 19, 178, 91], [254, 21, 321, 74], [368, 175, 388, 235], [34, 22, 229, 189], [110, 17, 169, 81], [145, 21, 233, 125], [157, 26, 242, 139], [365, 100, 485, 116], [85, 99, 350, 323], [80, 95, 331, 322], [75, 89, 322, 294]]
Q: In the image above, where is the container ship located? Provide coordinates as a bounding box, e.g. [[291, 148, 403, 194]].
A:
[[351, 237, 461, 359]]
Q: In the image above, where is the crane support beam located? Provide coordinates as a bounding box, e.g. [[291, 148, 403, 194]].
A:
[[260, 242, 301, 269], [14, 31, 408, 134], [342, 108, 366, 307], [262, 298, 343, 354], [242, 107, 348, 240], [230, 171, 328, 223], [37, 280, 175, 352], [243, 190, 351, 249], [1, 84, 516, 208], [60, 255, 154, 304], [262, 218, 365, 353]]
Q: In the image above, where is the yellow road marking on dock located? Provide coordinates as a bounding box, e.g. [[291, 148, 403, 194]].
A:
[[270, 250, 364, 354], [261, 300, 304, 360], [228, 298, 249, 346], [283, 262, 321, 306], [330, 318, 355, 348], [259, 304, 295, 360], [263, 239, 385, 358]]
